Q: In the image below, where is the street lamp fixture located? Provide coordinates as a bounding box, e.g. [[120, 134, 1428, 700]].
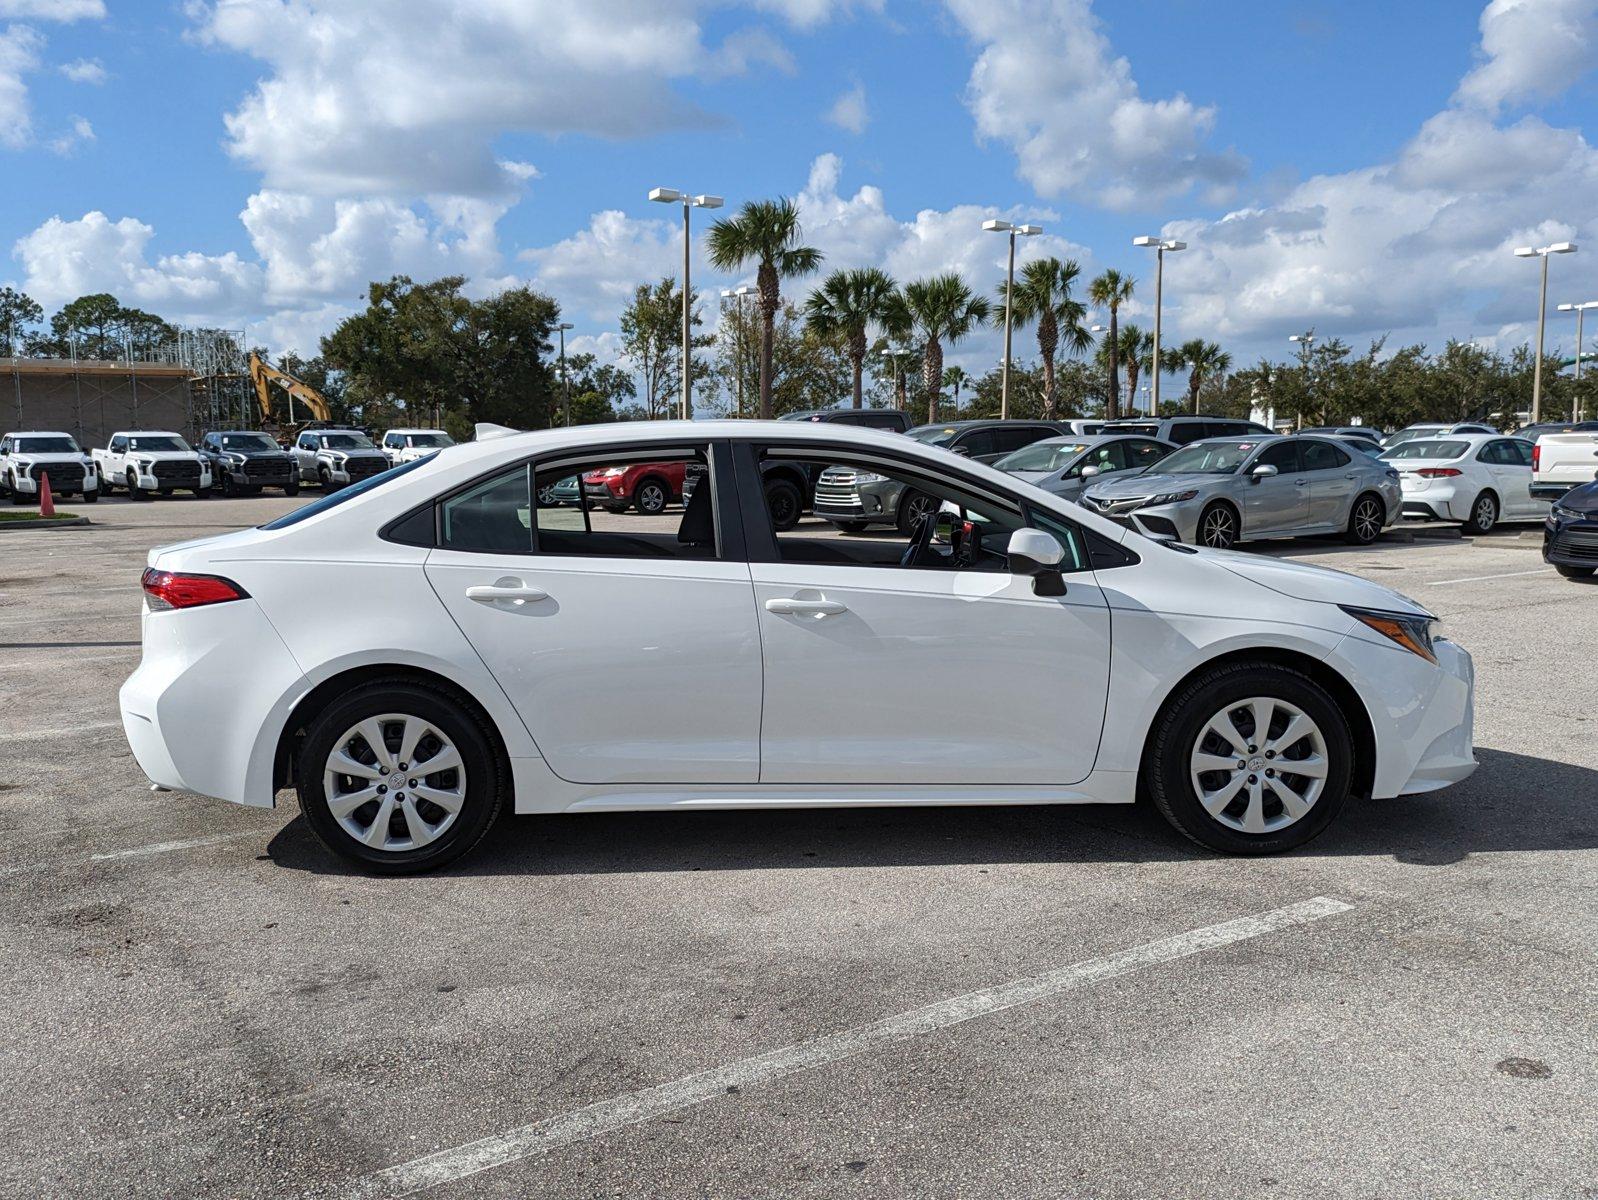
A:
[[984, 218, 1042, 419], [879, 347, 918, 414], [650, 187, 724, 420], [1514, 241, 1578, 424], [1557, 300, 1598, 420], [1133, 236, 1187, 414], [721, 286, 756, 418], [556, 322, 574, 426]]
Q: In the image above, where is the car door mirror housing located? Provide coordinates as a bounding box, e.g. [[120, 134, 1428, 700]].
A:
[[1080, 464, 1101, 478], [1251, 463, 1279, 481], [1007, 528, 1067, 596]]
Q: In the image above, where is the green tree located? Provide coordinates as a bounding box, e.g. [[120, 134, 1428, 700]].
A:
[[803, 267, 899, 409], [707, 198, 823, 419], [714, 300, 851, 417], [893, 274, 992, 425], [1088, 269, 1135, 419], [1115, 323, 1153, 416], [618, 277, 712, 419], [942, 365, 971, 417], [0, 286, 43, 351], [1171, 339, 1232, 413], [1001, 257, 1091, 419]]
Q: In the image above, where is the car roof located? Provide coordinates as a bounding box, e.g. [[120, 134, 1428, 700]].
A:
[[6, 430, 75, 438], [907, 418, 1058, 431]]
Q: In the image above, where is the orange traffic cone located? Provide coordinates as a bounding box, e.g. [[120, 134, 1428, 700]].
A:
[[38, 471, 55, 518]]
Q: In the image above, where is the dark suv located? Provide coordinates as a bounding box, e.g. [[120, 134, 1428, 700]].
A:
[[1098, 416, 1274, 446], [200, 430, 299, 496], [777, 407, 913, 433], [904, 419, 1073, 462]]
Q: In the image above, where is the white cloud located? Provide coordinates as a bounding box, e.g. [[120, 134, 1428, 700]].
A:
[[58, 55, 103, 83], [946, 0, 1246, 209], [825, 80, 868, 134], [1455, 0, 1598, 111], [0, 0, 104, 18], [519, 210, 684, 324], [0, 24, 42, 148], [46, 112, 91, 154]]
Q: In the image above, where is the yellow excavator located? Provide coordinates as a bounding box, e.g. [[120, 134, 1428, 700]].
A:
[[249, 352, 333, 432]]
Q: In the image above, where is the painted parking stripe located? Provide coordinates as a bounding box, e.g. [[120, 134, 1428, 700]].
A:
[[0, 831, 258, 879], [1423, 567, 1552, 586], [344, 895, 1354, 1199]]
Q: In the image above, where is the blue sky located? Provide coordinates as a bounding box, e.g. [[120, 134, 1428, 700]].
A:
[[3, 0, 1596, 382]]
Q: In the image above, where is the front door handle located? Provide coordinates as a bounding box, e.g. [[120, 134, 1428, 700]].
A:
[[1296, 478, 1310, 486], [467, 580, 549, 605], [765, 597, 848, 617]]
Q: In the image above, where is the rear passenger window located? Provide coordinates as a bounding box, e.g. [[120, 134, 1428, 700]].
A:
[[440, 465, 532, 554], [532, 447, 717, 560], [1126, 439, 1168, 468], [1301, 440, 1351, 470]]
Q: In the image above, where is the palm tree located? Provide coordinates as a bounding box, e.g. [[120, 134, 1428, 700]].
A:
[[1176, 339, 1233, 412], [1116, 324, 1154, 416], [1002, 258, 1092, 420], [893, 275, 992, 425], [1088, 269, 1135, 419], [707, 198, 823, 419], [803, 268, 899, 409], [942, 365, 971, 418]]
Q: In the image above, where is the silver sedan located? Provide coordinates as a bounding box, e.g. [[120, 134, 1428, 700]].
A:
[[992, 433, 1174, 502], [1080, 434, 1402, 548]]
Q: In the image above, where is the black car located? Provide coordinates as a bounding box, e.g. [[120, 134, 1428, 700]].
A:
[[1543, 479, 1598, 580], [904, 419, 1073, 463], [200, 430, 300, 496], [777, 407, 913, 433]]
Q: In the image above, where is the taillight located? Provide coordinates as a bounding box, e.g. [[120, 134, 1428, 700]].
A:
[[1416, 467, 1463, 478], [141, 567, 250, 611], [1532, 444, 1541, 471]]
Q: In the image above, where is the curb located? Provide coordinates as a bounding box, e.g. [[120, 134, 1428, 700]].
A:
[[0, 515, 91, 531]]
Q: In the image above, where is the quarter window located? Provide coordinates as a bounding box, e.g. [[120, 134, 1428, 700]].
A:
[[1301, 440, 1351, 471], [439, 465, 532, 554]]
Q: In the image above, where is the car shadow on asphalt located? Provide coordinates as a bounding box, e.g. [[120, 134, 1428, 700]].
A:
[[262, 747, 1595, 877]]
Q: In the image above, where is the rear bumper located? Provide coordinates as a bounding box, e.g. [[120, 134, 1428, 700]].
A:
[[1532, 479, 1594, 500]]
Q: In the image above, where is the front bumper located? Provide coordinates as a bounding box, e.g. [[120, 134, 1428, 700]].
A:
[[222, 459, 294, 487], [11, 467, 96, 494], [1543, 513, 1598, 567], [324, 458, 387, 484], [134, 467, 211, 490]]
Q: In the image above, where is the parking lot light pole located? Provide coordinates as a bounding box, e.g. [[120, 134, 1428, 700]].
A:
[[1289, 332, 1316, 427], [1557, 300, 1598, 421], [556, 322, 574, 426], [1133, 236, 1186, 416], [983, 219, 1042, 420], [880, 348, 916, 413], [650, 188, 724, 420], [721, 285, 755, 418], [1515, 242, 1578, 425]]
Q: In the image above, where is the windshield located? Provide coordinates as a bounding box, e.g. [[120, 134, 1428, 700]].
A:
[[996, 442, 1087, 472], [1383, 427, 1443, 447], [16, 436, 80, 454], [407, 433, 452, 448], [1382, 439, 1468, 461], [219, 433, 278, 452], [906, 426, 960, 446], [261, 455, 432, 530], [128, 435, 190, 452], [1153, 439, 1263, 475], [320, 433, 373, 449]]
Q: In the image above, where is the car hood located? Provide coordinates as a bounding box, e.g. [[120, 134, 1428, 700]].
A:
[[1556, 479, 1598, 512], [1006, 469, 1056, 485], [1201, 547, 1431, 616], [1086, 471, 1210, 498], [232, 449, 290, 459], [127, 449, 201, 460], [14, 451, 89, 463], [320, 447, 384, 457]]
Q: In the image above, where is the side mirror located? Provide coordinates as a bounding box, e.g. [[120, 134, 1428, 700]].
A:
[[1079, 464, 1101, 478], [1251, 463, 1279, 481], [1007, 527, 1068, 596]]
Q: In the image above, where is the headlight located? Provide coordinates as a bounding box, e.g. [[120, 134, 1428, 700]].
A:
[[855, 471, 886, 485], [1551, 503, 1581, 521], [227, 453, 247, 466], [599, 467, 626, 477], [1145, 490, 1199, 506], [1340, 604, 1439, 663]]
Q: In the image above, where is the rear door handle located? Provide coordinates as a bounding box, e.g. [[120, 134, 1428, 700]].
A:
[[765, 598, 848, 617], [467, 582, 549, 605], [1296, 478, 1310, 486]]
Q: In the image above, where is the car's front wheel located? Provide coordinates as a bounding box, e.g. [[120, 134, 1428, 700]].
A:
[[296, 681, 505, 874], [1145, 662, 1353, 854], [633, 477, 670, 515], [1197, 501, 1239, 549]]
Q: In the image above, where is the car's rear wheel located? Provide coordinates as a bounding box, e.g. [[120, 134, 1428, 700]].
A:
[[1555, 563, 1595, 579], [1344, 493, 1384, 545], [1145, 662, 1353, 855], [765, 479, 803, 531], [1197, 501, 1238, 549], [1463, 491, 1497, 535], [297, 681, 504, 874], [633, 477, 670, 515]]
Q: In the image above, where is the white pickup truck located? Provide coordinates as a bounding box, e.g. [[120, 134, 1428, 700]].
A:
[[379, 427, 454, 466], [94, 430, 212, 499], [1531, 431, 1598, 500], [0, 430, 99, 503]]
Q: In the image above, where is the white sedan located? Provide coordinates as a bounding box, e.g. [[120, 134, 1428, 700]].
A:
[[120, 421, 1478, 873], [1381, 433, 1549, 533]]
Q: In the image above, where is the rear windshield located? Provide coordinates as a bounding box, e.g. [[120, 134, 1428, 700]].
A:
[[1152, 439, 1261, 475], [127, 435, 190, 452], [16, 435, 80, 453], [996, 442, 1087, 472], [906, 426, 960, 446], [1382, 440, 1468, 461], [260, 455, 433, 530]]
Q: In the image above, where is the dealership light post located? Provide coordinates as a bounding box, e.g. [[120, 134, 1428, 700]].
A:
[[1132, 236, 1185, 415], [1557, 300, 1598, 421], [881, 347, 917, 413], [556, 322, 574, 426], [649, 187, 723, 420], [1514, 242, 1577, 425], [721, 285, 755, 418], [1290, 332, 1316, 427], [982, 219, 1042, 419]]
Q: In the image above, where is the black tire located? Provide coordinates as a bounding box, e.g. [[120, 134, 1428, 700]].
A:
[[1197, 501, 1239, 549], [536, 482, 559, 508], [194, 487, 212, 499], [896, 488, 937, 536], [295, 680, 505, 874], [1555, 563, 1596, 579], [319, 466, 336, 491], [1463, 491, 1497, 535], [220, 472, 237, 497], [126, 470, 148, 500], [765, 479, 803, 532], [836, 520, 869, 534], [8, 478, 26, 505], [632, 476, 670, 515], [1344, 493, 1384, 545], [1145, 661, 1354, 855], [283, 480, 300, 497], [81, 488, 98, 503], [159, 489, 173, 498]]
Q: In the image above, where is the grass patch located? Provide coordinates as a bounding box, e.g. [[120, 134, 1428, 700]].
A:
[[0, 508, 83, 522]]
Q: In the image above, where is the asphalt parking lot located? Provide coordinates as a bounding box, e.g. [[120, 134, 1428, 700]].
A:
[[2, 493, 1595, 1199]]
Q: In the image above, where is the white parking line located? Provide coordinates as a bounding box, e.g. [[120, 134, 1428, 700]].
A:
[[1423, 567, 1552, 586], [345, 895, 1353, 1199], [0, 831, 258, 879]]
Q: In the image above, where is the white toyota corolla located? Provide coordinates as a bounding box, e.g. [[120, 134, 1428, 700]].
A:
[[120, 420, 1477, 873]]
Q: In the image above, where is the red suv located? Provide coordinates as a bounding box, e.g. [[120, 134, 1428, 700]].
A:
[[581, 460, 688, 515]]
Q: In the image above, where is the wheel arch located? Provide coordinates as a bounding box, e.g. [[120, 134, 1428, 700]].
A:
[[1198, 496, 1241, 540], [632, 471, 674, 501], [1136, 646, 1377, 800]]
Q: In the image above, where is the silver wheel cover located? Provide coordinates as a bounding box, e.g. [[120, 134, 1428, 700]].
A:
[[322, 713, 466, 852], [1189, 696, 1328, 835], [1354, 499, 1381, 541], [1201, 507, 1234, 547]]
